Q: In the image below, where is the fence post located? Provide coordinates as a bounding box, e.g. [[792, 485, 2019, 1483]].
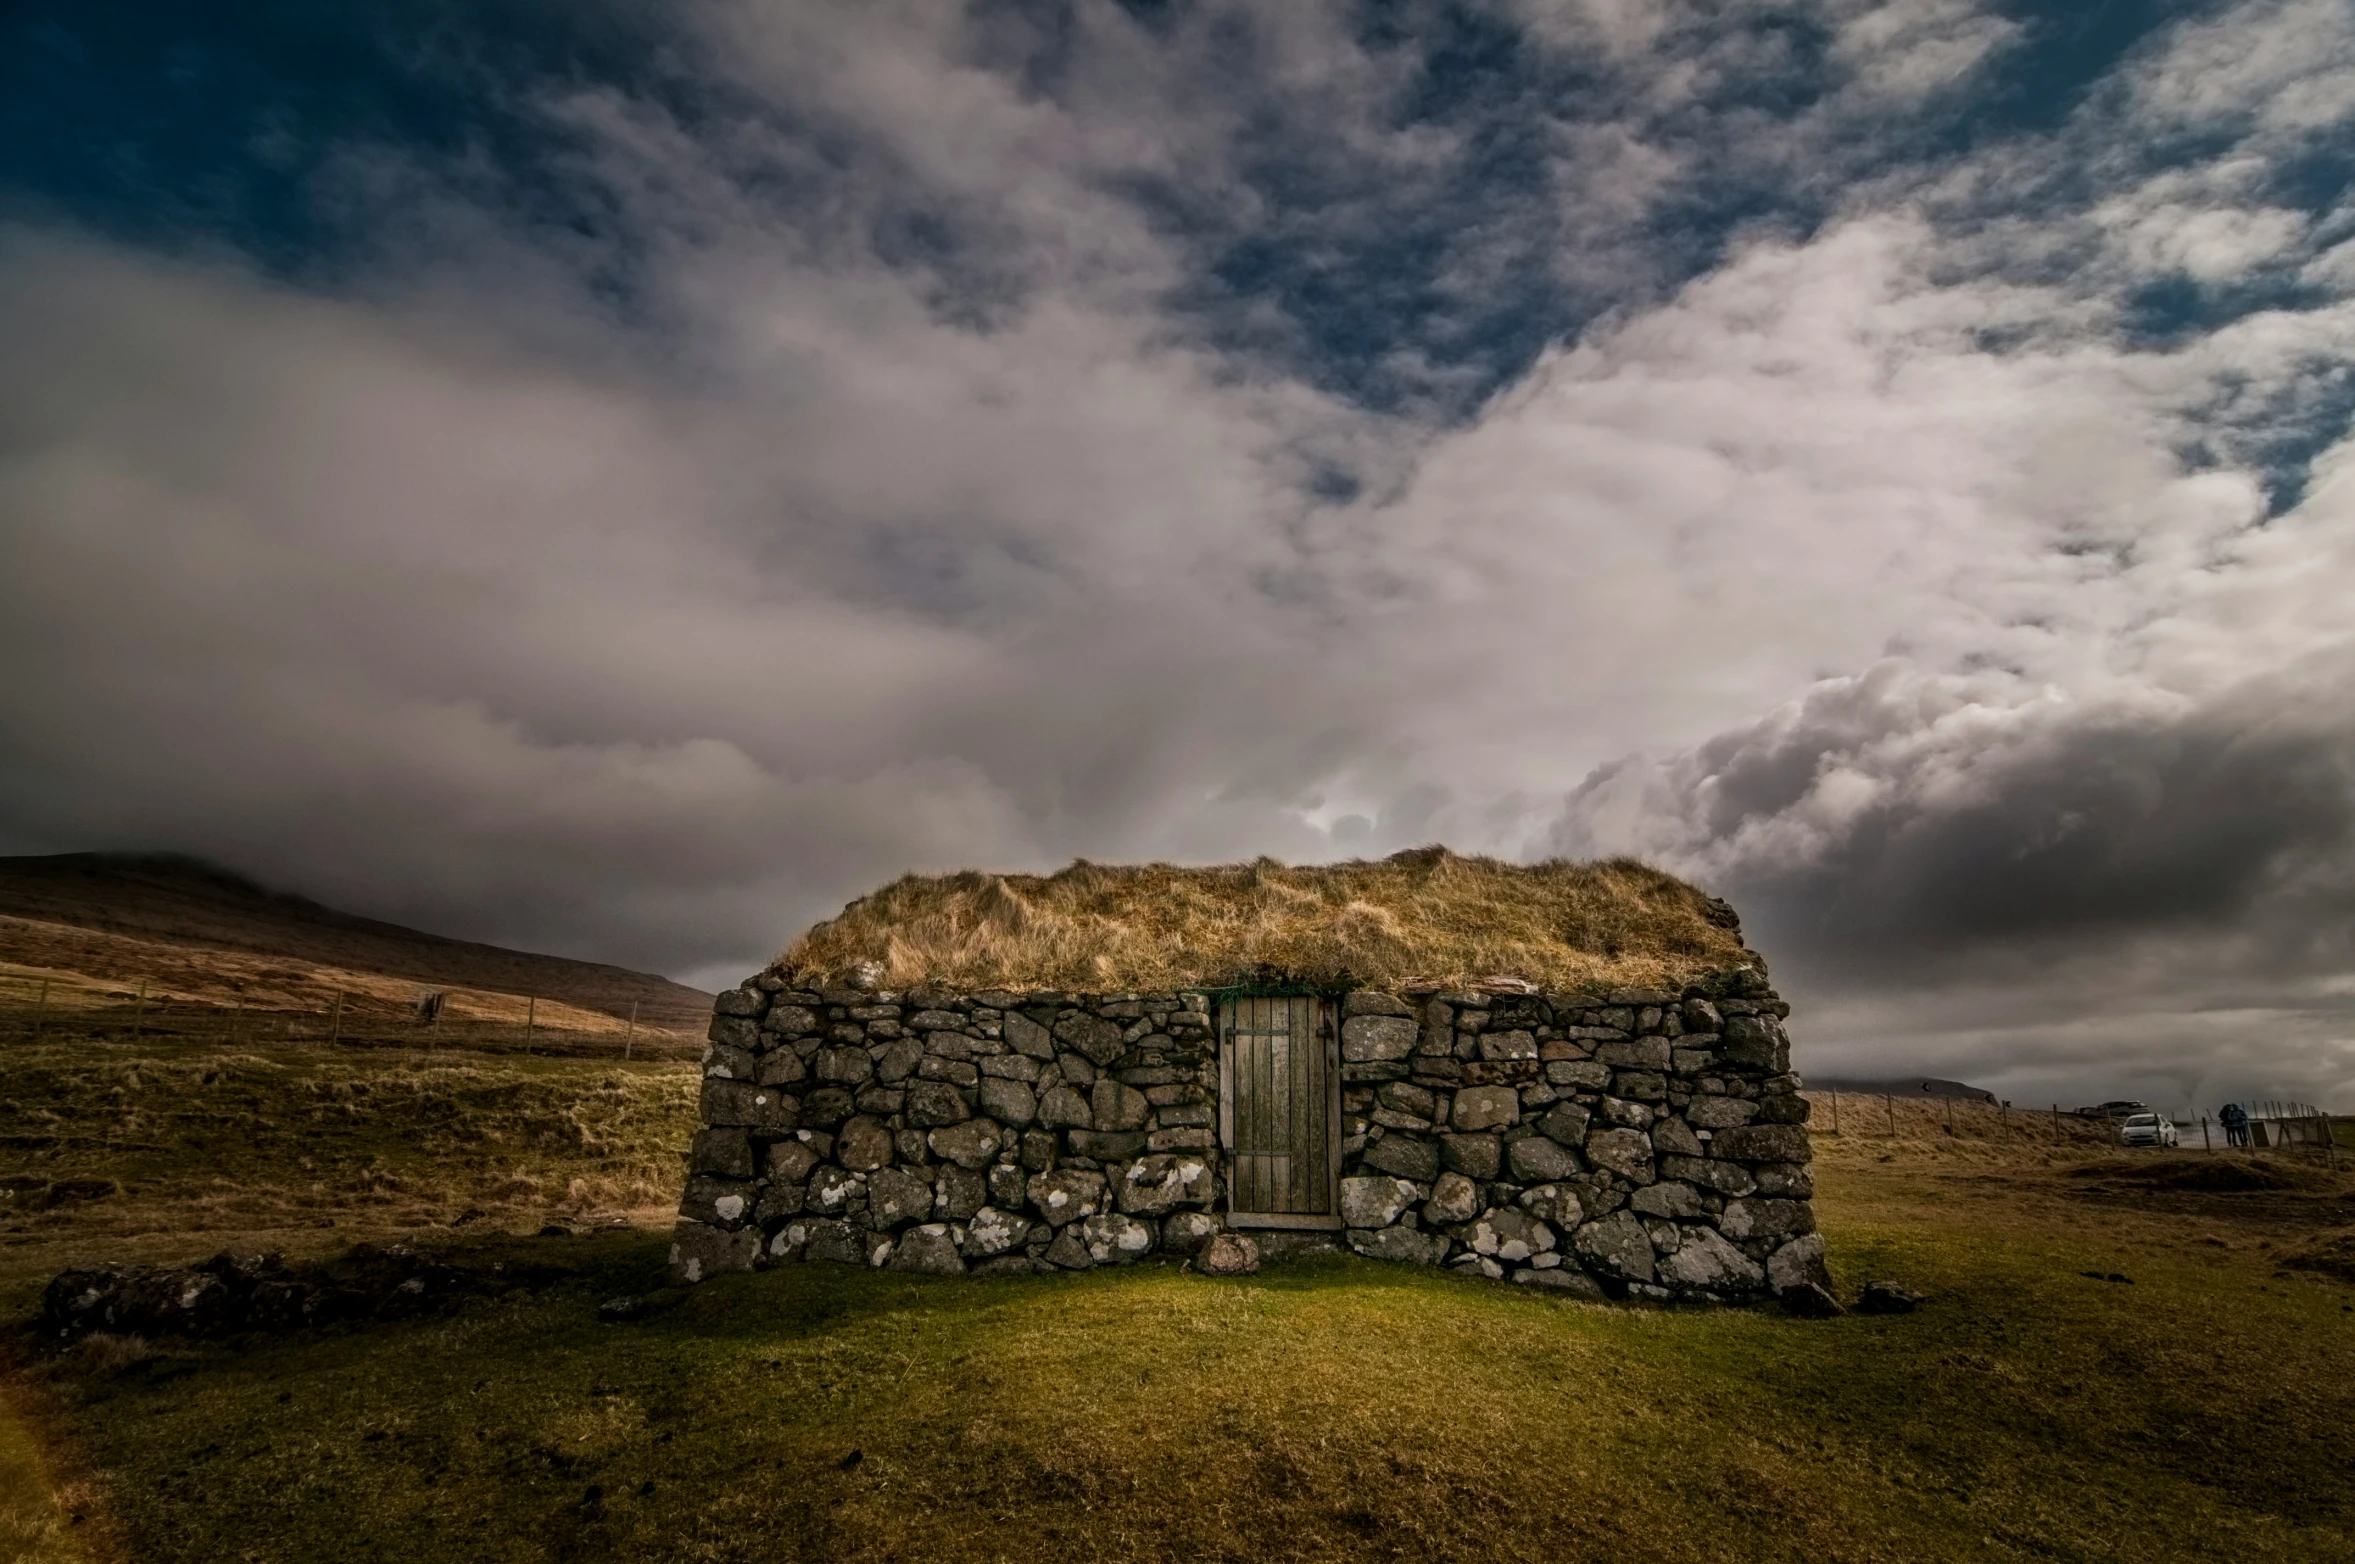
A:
[[624, 999, 637, 1062], [2051, 1103, 2062, 1143], [32, 977, 47, 1038], [133, 978, 145, 1039], [329, 991, 343, 1046], [1944, 1096, 1955, 1136], [1885, 1094, 1897, 1137], [1827, 1090, 1839, 1135], [2201, 1115, 2211, 1152], [525, 995, 536, 1052]]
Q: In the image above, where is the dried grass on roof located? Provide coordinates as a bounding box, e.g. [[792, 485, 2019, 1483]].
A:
[[776, 848, 1757, 995]]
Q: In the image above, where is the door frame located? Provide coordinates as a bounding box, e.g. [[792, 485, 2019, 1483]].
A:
[[1215, 992, 1344, 1231]]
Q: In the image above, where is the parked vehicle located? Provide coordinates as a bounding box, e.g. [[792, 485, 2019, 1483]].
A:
[[2118, 1112, 2179, 1148], [2078, 1099, 2149, 1120]]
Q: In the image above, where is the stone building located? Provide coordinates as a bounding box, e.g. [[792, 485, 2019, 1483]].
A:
[[670, 851, 1827, 1304]]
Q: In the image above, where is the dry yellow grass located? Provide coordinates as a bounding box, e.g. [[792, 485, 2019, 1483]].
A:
[[779, 847, 1756, 993]]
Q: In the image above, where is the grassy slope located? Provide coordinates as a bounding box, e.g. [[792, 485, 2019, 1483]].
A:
[[3, 1041, 2352, 1564], [0, 853, 713, 1030]]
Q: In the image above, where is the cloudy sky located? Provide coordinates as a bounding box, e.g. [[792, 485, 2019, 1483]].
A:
[[4, 0, 2354, 1112]]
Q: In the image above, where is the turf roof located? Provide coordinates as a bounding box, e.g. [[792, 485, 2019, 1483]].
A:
[[775, 848, 1759, 995]]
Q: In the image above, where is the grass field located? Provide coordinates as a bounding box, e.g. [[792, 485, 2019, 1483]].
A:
[[2, 1033, 2351, 1564]]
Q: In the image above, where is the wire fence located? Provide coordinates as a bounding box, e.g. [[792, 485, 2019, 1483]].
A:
[[1804, 1088, 2349, 1167], [0, 971, 702, 1062]]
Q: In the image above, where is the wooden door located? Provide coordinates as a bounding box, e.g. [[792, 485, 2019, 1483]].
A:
[[1218, 995, 1341, 1229]]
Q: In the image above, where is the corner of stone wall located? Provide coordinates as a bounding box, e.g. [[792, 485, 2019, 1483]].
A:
[[1333, 970, 1824, 1303], [670, 981, 1221, 1283]]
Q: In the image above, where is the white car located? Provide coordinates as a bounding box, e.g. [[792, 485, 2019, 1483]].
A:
[[2118, 1112, 2179, 1148]]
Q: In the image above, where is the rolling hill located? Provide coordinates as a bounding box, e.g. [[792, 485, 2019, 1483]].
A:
[[0, 852, 711, 1030]]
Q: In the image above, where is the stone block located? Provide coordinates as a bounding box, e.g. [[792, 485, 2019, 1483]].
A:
[[977, 1077, 1038, 1127], [1451, 1085, 1521, 1132], [691, 1127, 754, 1179], [1118, 1154, 1215, 1216], [1584, 1127, 1655, 1183], [757, 1050, 809, 1087], [1068, 1129, 1148, 1160], [1656, 1227, 1764, 1292], [1595, 1037, 1671, 1072], [1571, 1209, 1655, 1283], [1658, 1154, 1755, 1197], [1684, 1094, 1758, 1130], [1513, 1266, 1606, 1298], [934, 1164, 987, 1221], [1344, 990, 1416, 1018], [1341, 1014, 1419, 1063], [836, 1115, 895, 1172], [1027, 1169, 1108, 1226], [1629, 1180, 1705, 1220], [904, 1081, 970, 1128], [1439, 1132, 1501, 1180], [1517, 1182, 1584, 1229], [702, 1079, 798, 1133], [815, 1046, 875, 1086], [1081, 1213, 1156, 1264], [1003, 1011, 1056, 1059], [1536, 1100, 1592, 1147], [1346, 1226, 1447, 1266], [1425, 1170, 1480, 1225], [885, 1224, 966, 1275], [1162, 1211, 1222, 1255], [1468, 1207, 1556, 1263], [929, 1118, 1003, 1169], [1477, 1029, 1539, 1063], [761, 1004, 819, 1037], [1054, 1012, 1128, 1066], [1719, 1197, 1813, 1242], [713, 987, 767, 1019], [867, 1166, 935, 1229], [1038, 1084, 1092, 1130], [1768, 1233, 1831, 1295], [1507, 1134, 1581, 1184], [1340, 1175, 1417, 1230], [1613, 1071, 1668, 1102], [707, 1021, 759, 1059], [1091, 1079, 1151, 1131], [1713, 1124, 1811, 1164], [767, 1139, 821, 1184], [1545, 1060, 1611, 1090], [962, 1207, 1031, 1259], [1361, 1132, 1440, 1183], [679, 1175, 755, 1228], [669, 1220, 760, 1283]]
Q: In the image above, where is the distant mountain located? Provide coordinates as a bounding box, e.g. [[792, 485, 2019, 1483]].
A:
[[1809, 1075, 1997, 1103], [0, 852, 711, 1029]]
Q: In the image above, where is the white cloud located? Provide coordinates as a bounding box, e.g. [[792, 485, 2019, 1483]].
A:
[[4, 0, 2354, 1108]]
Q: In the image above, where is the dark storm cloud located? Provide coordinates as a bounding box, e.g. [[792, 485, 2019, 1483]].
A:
[[2, 0, 2355, 1111]]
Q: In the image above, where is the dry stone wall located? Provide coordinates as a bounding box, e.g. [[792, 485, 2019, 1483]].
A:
[[669, 970, 1827, 1305]]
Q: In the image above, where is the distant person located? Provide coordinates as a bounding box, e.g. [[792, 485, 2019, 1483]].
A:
[[2219, 1101, 2248, 1148]]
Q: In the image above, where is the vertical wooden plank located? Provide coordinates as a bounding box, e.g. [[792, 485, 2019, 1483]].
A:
[[1299, 993, 1318, 1215], [1324, 997, 1342, 1215], [1307, 997, 1330, 1214], [1244, 998, 1259, 1213]]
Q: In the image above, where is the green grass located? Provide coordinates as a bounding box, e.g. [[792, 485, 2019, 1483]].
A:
[[0, 1038, 693, 1299], [4, 1037, 2353, 1562]]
